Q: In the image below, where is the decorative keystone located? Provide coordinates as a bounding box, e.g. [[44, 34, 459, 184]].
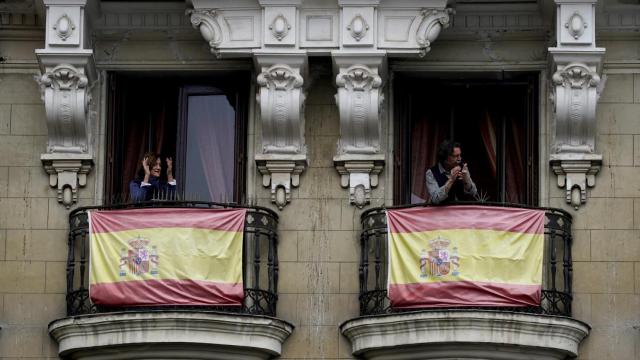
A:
[[335, 158, 384, 208], [551, 154, 601, 210]]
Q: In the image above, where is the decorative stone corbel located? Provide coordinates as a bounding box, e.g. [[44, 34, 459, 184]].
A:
[[548, 0, 605, 210], [332, 52, 386, 208], [254, 54, 308, 210], [186, 9, 225, 58], [415, 8, 454, 57], [36, 0, 96, 209]]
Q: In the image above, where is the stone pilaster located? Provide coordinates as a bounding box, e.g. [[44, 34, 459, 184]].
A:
[[548, 0, 605, 210], [35, 0, 96, 208]]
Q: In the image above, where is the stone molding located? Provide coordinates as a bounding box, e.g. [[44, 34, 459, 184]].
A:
[[333, 52, 385, 208], [36, 0, 96, 209], [187, 0, 452, 57], [548, 0, 605, 210], [254, 53, 308, 210], [340, 310, 590, 360], [49, 311, 294, 360]]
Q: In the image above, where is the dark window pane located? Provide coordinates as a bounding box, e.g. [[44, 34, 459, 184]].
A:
[[185, 94, 236, 202]]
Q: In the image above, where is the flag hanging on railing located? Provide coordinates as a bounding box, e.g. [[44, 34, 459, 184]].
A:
[[89, 207, 246, 307], [387, 205, 544, 308]]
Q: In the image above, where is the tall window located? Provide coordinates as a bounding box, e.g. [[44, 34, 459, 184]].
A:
[[105, 73, 249, 203], [394, 73, 538, 206]]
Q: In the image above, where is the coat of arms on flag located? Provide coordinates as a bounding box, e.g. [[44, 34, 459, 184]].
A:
[[419, 236, 460, 278], [119, 236, 159, 277]]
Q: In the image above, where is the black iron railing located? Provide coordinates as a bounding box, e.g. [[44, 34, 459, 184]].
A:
[[359, 202, 573, 317], [66, 201, 279, 317]]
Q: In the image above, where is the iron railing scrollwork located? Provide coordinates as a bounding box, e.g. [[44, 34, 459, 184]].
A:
[[359, 202, 573, 317], [66, 200, 279, 317]]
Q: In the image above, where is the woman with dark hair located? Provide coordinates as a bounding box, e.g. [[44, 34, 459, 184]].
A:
[[129, 152, 176, 202], [425, 140, 477, 204]]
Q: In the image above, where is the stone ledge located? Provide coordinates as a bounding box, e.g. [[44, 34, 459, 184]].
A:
[[340, 310, 590, 360], [49, 311, 294, 360]]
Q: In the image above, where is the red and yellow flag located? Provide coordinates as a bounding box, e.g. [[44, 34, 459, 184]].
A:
[[387, 205, 544, 308], [89, 208, 245, 307]]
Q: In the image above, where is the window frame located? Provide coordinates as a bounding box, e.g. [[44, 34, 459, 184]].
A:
[[392, 72, 539, 206], [104, 72, 250, 204]]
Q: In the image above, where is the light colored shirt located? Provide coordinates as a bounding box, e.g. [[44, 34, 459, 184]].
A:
[[425, 163, 477, 204]]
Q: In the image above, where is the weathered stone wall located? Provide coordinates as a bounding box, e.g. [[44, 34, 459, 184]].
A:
[[0, 72, 88, 358], [250, 60, 384, 359]]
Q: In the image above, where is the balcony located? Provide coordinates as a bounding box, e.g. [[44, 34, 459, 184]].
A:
[[49, 201, 293, 360], [341, 203, 590, 360]]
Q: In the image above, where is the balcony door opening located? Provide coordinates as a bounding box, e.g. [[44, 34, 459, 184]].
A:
[[105, 72, 249, 204], [394, 72, 539, 206]]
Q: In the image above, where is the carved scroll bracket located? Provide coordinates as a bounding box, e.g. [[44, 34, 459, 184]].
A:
[[416, 8, 454, 57], [37, 0, 96, 209], [332, 52, 386, 208], [254, 53, 309, 210], [548, 0, 605, 210], [187, 9, 226, 58]]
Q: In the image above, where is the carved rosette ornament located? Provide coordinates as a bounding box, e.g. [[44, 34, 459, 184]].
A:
[[347, 14, 369, 42], [269, 14, 291, 41], [187, 9, 224, 58], [333, 57, 385, 208], [255, 60, 308, 210], [416, 8, 454, 57], [53, 14, 75, 41], [549, 0, 605, 210]]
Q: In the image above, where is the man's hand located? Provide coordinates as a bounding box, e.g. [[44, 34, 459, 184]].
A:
[[461, 163, 473, 190]]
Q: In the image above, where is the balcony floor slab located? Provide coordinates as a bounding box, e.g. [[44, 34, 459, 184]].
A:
[[340, 309, 590, 360], [49, 311, 294, 360]]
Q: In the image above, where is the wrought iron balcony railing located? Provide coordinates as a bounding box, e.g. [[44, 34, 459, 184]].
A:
[[359, 202, 573, 317], [66, 201, 279, 317]]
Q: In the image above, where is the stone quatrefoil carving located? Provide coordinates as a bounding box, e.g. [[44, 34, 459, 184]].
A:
[[269, 14, 291, 41], [53, 14, 75, 41]]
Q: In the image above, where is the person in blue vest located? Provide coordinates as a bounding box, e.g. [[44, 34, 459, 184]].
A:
[[129, 152, 176, 202], [425, 140, 477, 204]]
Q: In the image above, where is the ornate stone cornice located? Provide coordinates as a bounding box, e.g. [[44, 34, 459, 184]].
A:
[[549, 0, 605, 210], [36, 0, 96, 209], [254, 54, 308, 210], [333, 52, 386, 208], [341, 310, 590, 359]]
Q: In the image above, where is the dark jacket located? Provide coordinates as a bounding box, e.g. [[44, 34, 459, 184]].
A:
[[129, 176, 176, 202]]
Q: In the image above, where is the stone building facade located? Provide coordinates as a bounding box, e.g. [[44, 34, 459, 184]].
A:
[[0, 0, 639, 359]]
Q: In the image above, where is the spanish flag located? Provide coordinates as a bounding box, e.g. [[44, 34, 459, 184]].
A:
[[89, 208, 245, 307], [387, 206, 544, 308]]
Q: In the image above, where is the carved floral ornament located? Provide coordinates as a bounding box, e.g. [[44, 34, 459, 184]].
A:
[[269, 14, 291, 41], [53, 14, 76, 41], [257, 64, 304, 92], [565, 12, 588, 40], [336, 64, 382, 93], [347, 14, 369, 41], [186, 9, 223, 57], [552, 63, 600, 90], [416, 8, 454, 57]]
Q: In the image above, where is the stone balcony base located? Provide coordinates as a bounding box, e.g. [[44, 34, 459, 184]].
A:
[[49, 311, 294, 360], [340, 310, 590, 360]]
